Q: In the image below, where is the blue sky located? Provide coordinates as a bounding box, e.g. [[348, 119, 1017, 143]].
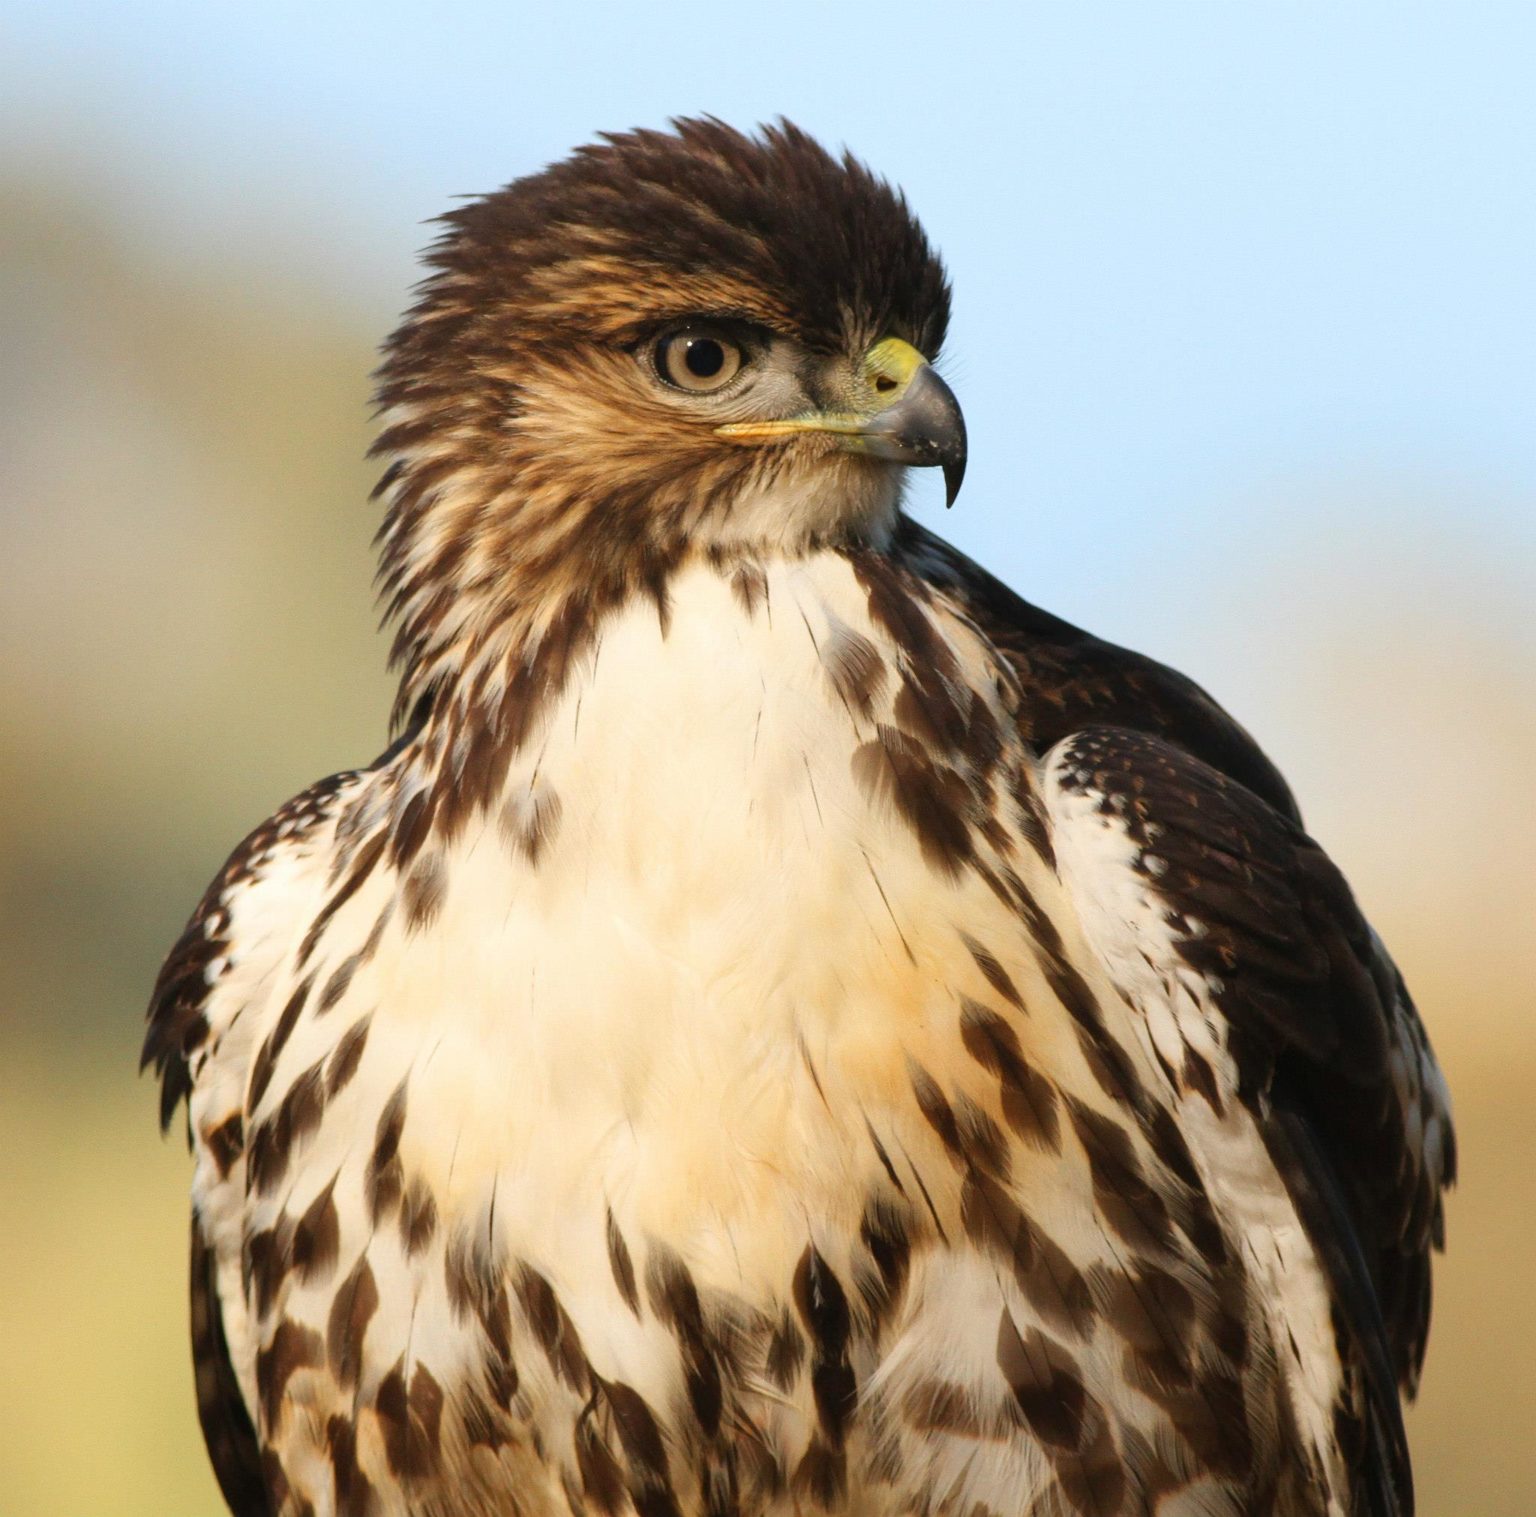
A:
[[4, 1, 1533, 672]]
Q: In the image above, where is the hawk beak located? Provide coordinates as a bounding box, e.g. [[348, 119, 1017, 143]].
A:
[[849, 342, 968, 508], [716, 338, 968, 507]]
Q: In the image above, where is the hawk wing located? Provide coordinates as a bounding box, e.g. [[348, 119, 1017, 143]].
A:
[[909, 525, 1455, 1513], [143, 764, 377, 1515]]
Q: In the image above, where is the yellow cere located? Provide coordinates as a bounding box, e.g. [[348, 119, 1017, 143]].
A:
[[862, 336, 927, 393]]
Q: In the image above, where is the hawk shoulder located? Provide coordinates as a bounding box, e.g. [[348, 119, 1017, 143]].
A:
[[907, 524, 1454, 1512], [144, 760, 384, 1515]]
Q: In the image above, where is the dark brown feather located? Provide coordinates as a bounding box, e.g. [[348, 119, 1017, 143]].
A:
[[189, 1221, 268, 1515]]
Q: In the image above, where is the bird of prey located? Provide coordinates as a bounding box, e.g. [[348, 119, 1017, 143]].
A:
[[145, 119, 1453, 1517]]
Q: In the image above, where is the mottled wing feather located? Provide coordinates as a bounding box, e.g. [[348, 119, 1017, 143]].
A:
[[912, 528, 1452, 1509], [1050, 726, 1451, 1509], [143, 768, 370, 1515]]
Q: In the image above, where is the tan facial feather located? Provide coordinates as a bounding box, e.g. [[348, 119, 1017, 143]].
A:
[[519, 259, 795, 339]]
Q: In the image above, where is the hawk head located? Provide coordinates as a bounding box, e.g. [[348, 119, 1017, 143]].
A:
[[373, 118, 963, 711]]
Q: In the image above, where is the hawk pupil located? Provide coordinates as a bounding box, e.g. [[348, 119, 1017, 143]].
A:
[[686, 339, 724, 378]]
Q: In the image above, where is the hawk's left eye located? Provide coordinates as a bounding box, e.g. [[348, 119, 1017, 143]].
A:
[[653, 328, 744, 393]]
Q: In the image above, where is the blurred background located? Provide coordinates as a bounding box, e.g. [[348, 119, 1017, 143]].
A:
[[1, 3, 1532, 1511]]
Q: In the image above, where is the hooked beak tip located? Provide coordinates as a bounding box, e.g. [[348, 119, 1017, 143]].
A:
[[854, 361, 968, 508], [943, 454, 965, 508]]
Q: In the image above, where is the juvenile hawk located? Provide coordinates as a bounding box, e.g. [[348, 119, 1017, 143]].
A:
[[145, 119, 1453, 1516]]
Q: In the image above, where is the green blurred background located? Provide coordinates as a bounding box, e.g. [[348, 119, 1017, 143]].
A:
[[2, 4, 1533, 1512]]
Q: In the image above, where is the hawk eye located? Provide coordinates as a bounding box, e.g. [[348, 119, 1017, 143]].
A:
[[654, 328, 744, 393]]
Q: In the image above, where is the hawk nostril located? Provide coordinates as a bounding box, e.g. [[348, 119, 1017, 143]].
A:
[[874, 375, 898, 394]]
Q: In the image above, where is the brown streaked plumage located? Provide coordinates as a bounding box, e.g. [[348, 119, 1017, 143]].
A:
[[146, 118, 1451, 1517]]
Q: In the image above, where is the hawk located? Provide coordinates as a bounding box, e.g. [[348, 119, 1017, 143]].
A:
[[145, 119, 1453, 1517]]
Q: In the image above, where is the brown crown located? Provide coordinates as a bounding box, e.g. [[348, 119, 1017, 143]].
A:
[[375, 117, 951, 417]]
